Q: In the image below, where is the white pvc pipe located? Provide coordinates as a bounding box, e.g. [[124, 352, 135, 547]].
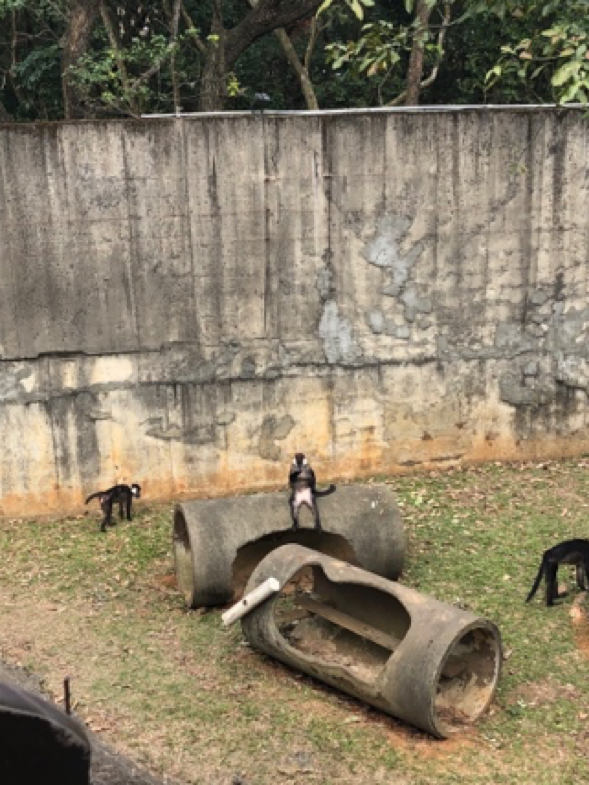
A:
[[221, 577, 281, 626]]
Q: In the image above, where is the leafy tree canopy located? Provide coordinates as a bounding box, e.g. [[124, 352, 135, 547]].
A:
[[0, 0, 586, 122]]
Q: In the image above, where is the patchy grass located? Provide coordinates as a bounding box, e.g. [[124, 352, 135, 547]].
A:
[[1, 459, 589, 784]]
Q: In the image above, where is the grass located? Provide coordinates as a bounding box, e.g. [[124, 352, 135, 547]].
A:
[[1, 459, 589, 784]]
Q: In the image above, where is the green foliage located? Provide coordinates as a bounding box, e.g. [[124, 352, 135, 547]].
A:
[[324, 0, 589, 106], [327, 20, 407, 77], [70, 34, 179, 115], [483, 1, 589, 103], [0, 0, 65, 119], [318, 0, 376, 21], [0, 0, 28, 13], [226, 71, 241, 97], [324, 1, 439, 104], [1, 0, 589, 120], [0, 0, 63, 23], [12, 44, 61, 91]]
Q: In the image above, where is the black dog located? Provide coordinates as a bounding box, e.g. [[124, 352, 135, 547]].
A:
[[85, 483, 141, 532]]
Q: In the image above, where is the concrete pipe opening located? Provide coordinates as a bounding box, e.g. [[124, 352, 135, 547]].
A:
[[434, 625, 502, 735], [274, 565, 412, 682], [232, 532, 358, 601], [173, 508, 195, 607]]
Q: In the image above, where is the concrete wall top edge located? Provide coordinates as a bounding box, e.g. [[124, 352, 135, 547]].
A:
[[0, 103, 586, 130]]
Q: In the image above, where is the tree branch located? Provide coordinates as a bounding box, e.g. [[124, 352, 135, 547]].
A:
[[304, 17, 320, 73], [247, 0, 319, 109], [200, 0, 322, 111], [180, 0, 207, 55], [99, 1, 134, 103], [62, 0, 100, 119], [225, 0, 324, 68], [274, 27, 319, 109], [130, 0, 182, 92]]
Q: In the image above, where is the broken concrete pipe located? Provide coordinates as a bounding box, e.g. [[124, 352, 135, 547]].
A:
[[173, 484, 405, 608], [240, 544, 503, 738]]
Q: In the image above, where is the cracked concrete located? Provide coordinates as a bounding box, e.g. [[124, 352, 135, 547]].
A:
[[1, 109, 589, 515], [259, 415, 296, 461], [363, 214, 424, 298], [318, 301, 363, 364]]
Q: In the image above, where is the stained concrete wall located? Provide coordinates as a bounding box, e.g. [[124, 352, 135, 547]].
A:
[[1, 109, 588, 516]]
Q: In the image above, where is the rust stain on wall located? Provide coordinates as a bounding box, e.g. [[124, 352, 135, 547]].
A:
[[2, 430, 588, 519]]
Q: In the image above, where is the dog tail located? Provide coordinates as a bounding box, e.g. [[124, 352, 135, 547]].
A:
[[314, 484, 336, 497], [525, 556, 546, 603], [85, 492, 101, 505]]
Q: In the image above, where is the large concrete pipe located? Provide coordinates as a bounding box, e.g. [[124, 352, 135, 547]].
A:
[[173, 484, 405, 608], [240, 545, 502, 738]]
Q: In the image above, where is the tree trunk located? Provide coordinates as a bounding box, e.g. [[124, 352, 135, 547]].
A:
[[62, 0, 100, 119], [199, 1, 226, 112], [0, 101, 12, 122], [387, 2, 451, 108], [199, 50, 227, 111], [405, 0, 433, 106]]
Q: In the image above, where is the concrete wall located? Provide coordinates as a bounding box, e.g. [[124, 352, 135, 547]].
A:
[[1, 109, 588, 516]]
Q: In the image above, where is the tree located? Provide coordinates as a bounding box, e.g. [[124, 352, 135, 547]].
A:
[[64, 0, 333, 114], [325, 0, 589, 106], [247, 0, 321, 110], [0, 0, 65, 120], [404, 0, 451, 105], [324, 0, 454, 106], [197, 0, 327, 111], [1, 0, 587, 121]]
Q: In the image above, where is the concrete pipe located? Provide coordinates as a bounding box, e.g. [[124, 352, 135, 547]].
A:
[[240, 544, 502, 738], [173, 484, 405, 608]]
